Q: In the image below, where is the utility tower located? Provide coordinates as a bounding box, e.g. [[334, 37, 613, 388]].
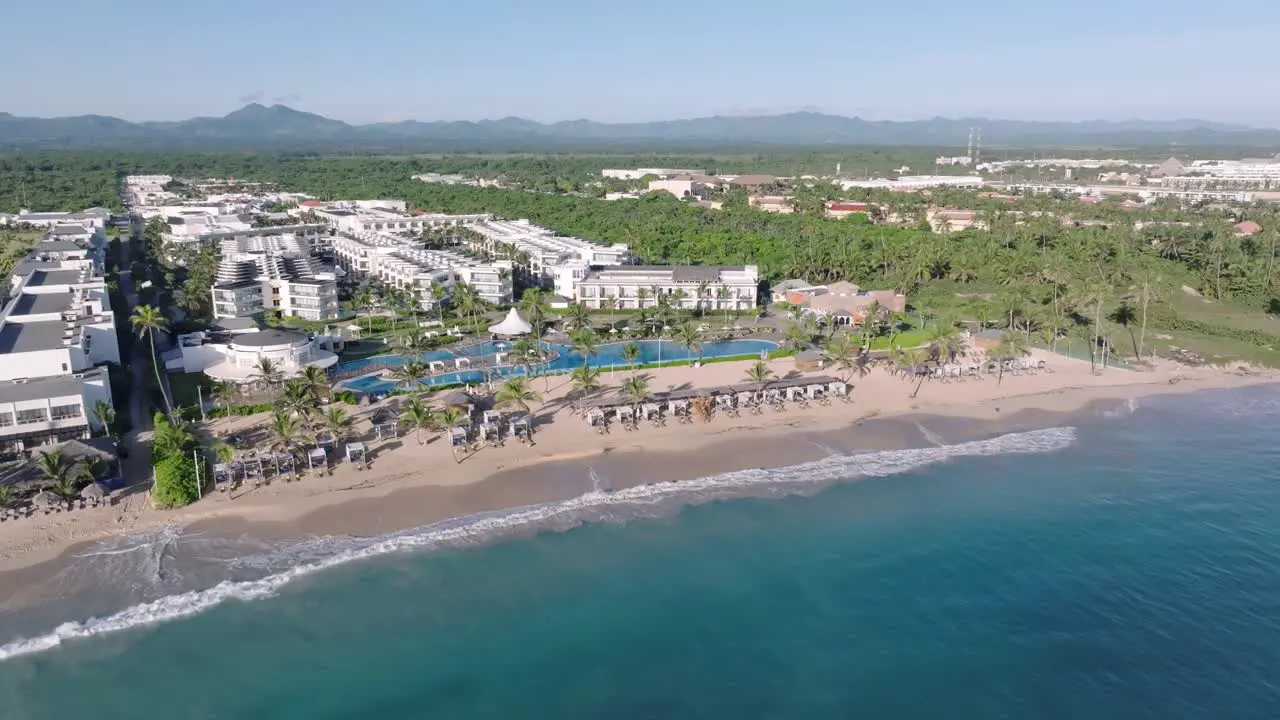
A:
[[967, 128, 975, 164]]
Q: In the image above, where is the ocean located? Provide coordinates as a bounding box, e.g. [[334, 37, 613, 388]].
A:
[[2, 386, 1280, 718]]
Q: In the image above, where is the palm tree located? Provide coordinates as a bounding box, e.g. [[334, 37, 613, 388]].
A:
[[519, 288, 548, 336], [251, 357, 285, 392], [91, 399, 117, 441], [902, 348, 931, 399], [743, 359, 774, 401], [566, 302, 592, 331], [570, 328, 600, 367], [784, 321, 812, 353], [926, 324, 962, 364], [992, 332, 1029, 384], [602, 295, 618, 330], [152, 415, 195, 457], [621, 342, 642, 375], [354, 287, 376, 334], [266, 411, 304, 463], [716, 285, 732, 324], [823, 334, 863, 382], [495, 377, 542, 421], [297, 366, 331, 404], [34, 448, 76, 492], [1129, 269, 1162, 361], [636, 286, 650, 310], [277, 378, 317, 422], [569, 365, 602, 413], [400, 397, 436, 445], [676, 322, 702, 363], [393, 360, 428, 394], [621, 375, 649, 420], [130, 305, 173, 417], [0, 484, 13, 510], [320, 406, 355, 443], [511, 337, 542, 375]]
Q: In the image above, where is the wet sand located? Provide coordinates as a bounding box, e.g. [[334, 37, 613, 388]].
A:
[[0, 395, 1133, 610]]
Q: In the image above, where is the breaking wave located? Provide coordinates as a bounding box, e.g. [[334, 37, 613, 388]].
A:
[[0, 426, 1076, 662]]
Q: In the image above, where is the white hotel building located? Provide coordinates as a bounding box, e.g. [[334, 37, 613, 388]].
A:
[[211, 235, 340, 322], [0, 247, 120, 456], [466, 219, 629, 298], [576, 265, 759, 311], [333, 232, 513, 307]]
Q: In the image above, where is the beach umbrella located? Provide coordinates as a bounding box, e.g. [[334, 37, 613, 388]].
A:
[[31, 490, 60, 509], [80, 482, 109, 501], [441, 391, 476, 408]]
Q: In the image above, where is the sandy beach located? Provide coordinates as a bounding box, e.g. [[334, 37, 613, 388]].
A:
[[0, 348, 1274, 603]]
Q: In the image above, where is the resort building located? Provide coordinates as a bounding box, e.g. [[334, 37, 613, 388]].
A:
[[465, 219, 629, 298], [602, 168, 708, 180], [825, 202, 870, 219], [790, 281, 907, 326], [926, 208, 986, 234], [168, 328, 340, 385], [748, 195, 795, 214], [163, 220, 332, 256], [311, 201, 487, 235], [837, 175, 985, 191], [647, 176, 720, 199], [0, 207, 111, 230], [332, 231, 514, 306], [211, 244, 340, 322], [0, 259, 122, 456], [575, 266, 759, 311]]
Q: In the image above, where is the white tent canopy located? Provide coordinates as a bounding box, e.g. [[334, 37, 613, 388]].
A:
[[488, 308, 533, 336]]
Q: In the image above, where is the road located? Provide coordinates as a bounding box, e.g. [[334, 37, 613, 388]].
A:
[[116, 230, 163, 487]]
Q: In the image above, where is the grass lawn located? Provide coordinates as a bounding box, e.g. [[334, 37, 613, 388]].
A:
[[169, 372, 214, 410], [1169, 292, 1280, 335]]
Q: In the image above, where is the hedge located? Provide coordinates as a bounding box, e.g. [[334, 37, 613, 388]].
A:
[[153, 453, 199, 508]]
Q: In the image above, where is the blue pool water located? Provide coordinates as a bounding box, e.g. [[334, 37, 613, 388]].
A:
[[341, 339, 778, 394]]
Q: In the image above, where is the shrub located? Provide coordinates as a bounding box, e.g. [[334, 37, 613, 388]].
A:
[[153, 453, 199, 508]]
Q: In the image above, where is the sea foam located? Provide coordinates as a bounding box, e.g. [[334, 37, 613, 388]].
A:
[[0, 426, 1076, 662]]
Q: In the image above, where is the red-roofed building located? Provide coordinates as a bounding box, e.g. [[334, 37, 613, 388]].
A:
[[299, 200, 325, 208], [1234, 220, 1262, 236], [825, 201, 870, 219]]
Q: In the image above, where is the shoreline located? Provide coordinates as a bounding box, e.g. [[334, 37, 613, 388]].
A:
[[0, 353, 1273, 607]]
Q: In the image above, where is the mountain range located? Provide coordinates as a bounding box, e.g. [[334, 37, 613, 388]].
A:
[[2, 104, 1279, 151]]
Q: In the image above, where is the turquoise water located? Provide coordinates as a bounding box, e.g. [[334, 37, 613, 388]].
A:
[[3, 387, 1280, 718], [342, 339, 778, 393]]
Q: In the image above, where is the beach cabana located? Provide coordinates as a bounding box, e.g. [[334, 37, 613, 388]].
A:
[[449, 426, 469, 447], [314, 431, 336, 454], [213, 463, 233, 487], [641, 402, 661, 423], [483, 409, 502, 425], [508, 414, 531, 442], [488, 308, 533, 337], [479, 422, 500, 445], [243, 452, 264, 483], [275, 452, 295, 475], [307, 447, 328, 470], [346, 441, 367, 469], [585, 407, 607, 427]]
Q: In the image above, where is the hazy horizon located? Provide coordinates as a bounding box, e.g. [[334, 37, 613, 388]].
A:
[[5, 0, 1278, 126]]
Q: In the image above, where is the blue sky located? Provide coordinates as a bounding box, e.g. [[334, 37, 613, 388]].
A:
[[6, 0, 1279, 125]]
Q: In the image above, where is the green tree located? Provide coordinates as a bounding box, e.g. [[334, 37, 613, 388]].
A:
[[621, 341, 642, 374], [676, 322, 703, 362], [993, 332, 1029, 384], [495, 376, 542, 416], [570, 328, 600, 367], [569, 365, 602, 412], [400, 397, 436, 445], [130, 305, 173, 417], [393, 360, 428, 394]]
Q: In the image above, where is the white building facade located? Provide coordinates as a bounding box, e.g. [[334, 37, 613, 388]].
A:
[[575, 266, 759, 311]]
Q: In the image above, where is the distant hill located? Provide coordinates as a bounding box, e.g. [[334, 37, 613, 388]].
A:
[[2, 105, 1279, 151]]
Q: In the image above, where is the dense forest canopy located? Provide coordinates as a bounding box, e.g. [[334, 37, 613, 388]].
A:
[[6, 151, 1280, 365]]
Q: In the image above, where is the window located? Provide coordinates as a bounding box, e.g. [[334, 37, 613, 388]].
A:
[[0, 412, 12, 427], [16, 408, 48, 425], [50, 404, 82, 421], [61, 363, 69, 372]]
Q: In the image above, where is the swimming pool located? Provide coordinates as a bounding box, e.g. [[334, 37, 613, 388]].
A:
[[341, 339, 779, 394]]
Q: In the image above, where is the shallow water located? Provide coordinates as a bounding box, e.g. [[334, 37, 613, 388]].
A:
[[2, 386, 1280, 718]]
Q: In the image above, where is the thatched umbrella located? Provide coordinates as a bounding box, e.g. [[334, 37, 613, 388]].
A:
[[441, 391, 477, 409], [31, 490, 60, 511], [80, 482, 109, 503]]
